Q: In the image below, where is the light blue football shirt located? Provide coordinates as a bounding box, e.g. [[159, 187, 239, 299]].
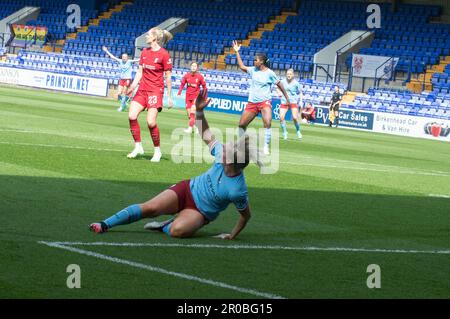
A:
[[119, 60, 133, 79], [280, 78, 301, 105], [247, 66, 279, 103], [190, 141, 249, 221]]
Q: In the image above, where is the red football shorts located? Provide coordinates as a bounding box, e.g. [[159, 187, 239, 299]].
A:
[[245, 100, 272, 114], [132, 90, 163, 109], [185, 98, 196, 110], [169, 180, 199, 211], [119, 79, 132, 87]]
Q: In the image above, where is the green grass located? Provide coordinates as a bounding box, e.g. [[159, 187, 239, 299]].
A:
[[0, 85, 449, 298]]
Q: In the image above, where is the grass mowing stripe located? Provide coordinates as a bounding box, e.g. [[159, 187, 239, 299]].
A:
[[38, 241, 285, 299], [3, 140, 449, 178], [45, 241, 450, 255]]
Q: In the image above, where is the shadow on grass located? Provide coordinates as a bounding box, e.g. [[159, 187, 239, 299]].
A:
[[0, 174, 449, 245]]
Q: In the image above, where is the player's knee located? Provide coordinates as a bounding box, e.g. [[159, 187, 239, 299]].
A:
[[238, 122, 247, 130], [147, 120, 157, 128], [169, 224, 189, 238], [128, 110, 138, 121]]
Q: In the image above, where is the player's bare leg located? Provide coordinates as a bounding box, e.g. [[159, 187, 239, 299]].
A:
[[90, 189, 179, 234], [166, 209, 206, 238], [238, 111, 258, 136]]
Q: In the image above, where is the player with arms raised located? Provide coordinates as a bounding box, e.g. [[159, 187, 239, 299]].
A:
[[232, 40, 290, 155], [102, 46, 139, 112]]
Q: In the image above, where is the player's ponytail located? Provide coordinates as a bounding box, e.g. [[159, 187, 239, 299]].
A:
[[150, 28, 173, 47], [161, 30, 173, 46]]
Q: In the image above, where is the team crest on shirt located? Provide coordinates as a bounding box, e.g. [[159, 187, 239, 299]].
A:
[[154, 58, 159, 63]]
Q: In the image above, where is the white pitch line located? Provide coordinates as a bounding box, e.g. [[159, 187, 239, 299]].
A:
[[282, 160, 450, 178], [0, 129, 37, 134], [282, 151, 450, 175], [0, 141, 125, 153], [428, 194, 450, 198], [44, 241, 450, 255], [38, 241, 285, 299]]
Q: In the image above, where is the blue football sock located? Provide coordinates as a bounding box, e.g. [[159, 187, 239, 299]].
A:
[[294, 121, 301, 133], [238, 127, 246, 137], [280, 121, 287, 135], [264, 128, 271, 145], [120, 95, 127, 108], [118, 94, 122, 101], [103, 204, 142, 229], [162, 222, 173, 237]]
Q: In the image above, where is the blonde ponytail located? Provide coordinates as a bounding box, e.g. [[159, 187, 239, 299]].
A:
[[161, 30, 173, 46], [149, 27, 173, 47]]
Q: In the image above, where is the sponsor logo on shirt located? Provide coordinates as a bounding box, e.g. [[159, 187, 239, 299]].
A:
[[142, 64, 156, 70]]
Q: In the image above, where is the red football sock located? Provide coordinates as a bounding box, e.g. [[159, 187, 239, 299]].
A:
[[189, 113, 195, 127], [129, 119, 141, 143], [149, 125, 160, 147]]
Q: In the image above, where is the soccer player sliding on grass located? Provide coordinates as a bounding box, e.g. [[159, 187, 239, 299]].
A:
[[90, 89, 255, 240]]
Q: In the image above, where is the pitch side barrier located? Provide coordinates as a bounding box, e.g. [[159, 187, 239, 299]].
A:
[[0, 65, 108, 96], [167, 91, 450, 142]]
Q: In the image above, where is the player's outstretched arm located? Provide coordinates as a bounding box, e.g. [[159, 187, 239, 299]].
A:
[[233, 40, 247, 73], [195, 88, 215, 147], [177, 75, 186, 96], [215, 206, 251, 240], [102, 46, 121, 62]]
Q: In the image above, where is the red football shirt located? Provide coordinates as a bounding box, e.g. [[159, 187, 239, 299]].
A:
[[139, 47, 172, 92], [178, 72, 207, 99]]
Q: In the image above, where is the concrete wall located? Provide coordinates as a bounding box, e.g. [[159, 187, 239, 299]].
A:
[[314, 30, 374, 82]]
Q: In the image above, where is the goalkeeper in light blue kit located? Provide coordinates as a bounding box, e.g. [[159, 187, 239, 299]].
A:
[[90, 89, 260, 240], [103, 46, 139, 112], [277, 69, 302, 140]]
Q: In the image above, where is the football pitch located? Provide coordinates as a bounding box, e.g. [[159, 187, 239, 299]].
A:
[[0, 85, 449, 298]]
